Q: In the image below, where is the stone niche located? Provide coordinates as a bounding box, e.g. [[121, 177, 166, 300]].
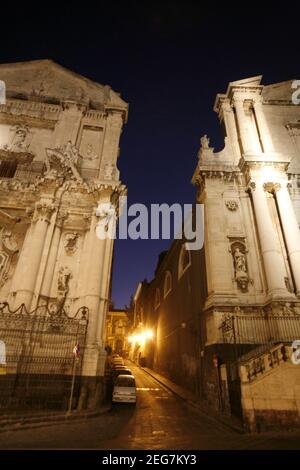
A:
[[78, 126, 103, 171], [229, 239, 250, 292]]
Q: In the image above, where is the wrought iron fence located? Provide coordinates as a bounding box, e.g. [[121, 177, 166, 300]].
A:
[[0, 302, 88, 411], [219, 313, 300, 346]]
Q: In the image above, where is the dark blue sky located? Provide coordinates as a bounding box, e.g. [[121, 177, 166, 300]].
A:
[[1, 2, 299, 307]]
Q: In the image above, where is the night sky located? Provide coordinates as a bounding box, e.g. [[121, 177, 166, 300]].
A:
[[1, 2, 299, 307]]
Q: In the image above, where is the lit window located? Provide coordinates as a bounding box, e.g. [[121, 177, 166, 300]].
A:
[[163, 271, 172, 298]]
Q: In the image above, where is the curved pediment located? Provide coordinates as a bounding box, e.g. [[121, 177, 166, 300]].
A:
[[0, 59, 128, 114]]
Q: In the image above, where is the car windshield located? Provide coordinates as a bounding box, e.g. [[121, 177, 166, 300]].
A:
[[115, 376, 135, 387]]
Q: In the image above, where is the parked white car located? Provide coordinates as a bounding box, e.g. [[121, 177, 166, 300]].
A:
[[112, 375, 136, 404]]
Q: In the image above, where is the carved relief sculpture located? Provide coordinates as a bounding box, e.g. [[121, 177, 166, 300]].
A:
[[0, 125, 35, 165], [57, 266, 72, 311], [225, 200, 239, 211], [45, 140, 82, 181], [64, 232, 79, 254], [0, 228, 19, 288]]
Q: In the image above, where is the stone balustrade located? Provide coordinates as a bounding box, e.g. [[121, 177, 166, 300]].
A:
[[239, 343, 290, 383]]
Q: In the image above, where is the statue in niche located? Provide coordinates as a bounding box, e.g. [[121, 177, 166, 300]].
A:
[[232, 246, 249, 291], [234, 248, 247, 274], [57, 266, 72, 312]]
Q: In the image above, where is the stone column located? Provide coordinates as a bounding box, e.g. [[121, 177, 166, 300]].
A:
[[275, 182, 300, 296], [233, 96, 253, 154], [40, 210, 68, 298], [233, 94, 261, 155], [253, 97, 275, 154], [77, 208, 110, 410], [10, 201, 55, 310], [250, 181, 288, 296], [222, 99, 241, 160]]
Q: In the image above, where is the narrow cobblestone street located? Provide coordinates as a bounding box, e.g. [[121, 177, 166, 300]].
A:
[[0, 362, 300, 450]]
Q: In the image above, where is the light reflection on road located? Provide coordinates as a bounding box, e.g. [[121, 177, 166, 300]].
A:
[[136, 387, 160, 391]]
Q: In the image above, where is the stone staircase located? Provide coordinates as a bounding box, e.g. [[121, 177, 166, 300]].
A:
[[239, 342, 291, 384]]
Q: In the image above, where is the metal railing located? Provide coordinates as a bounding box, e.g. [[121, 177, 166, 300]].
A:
[[219, 313, 300, 346]]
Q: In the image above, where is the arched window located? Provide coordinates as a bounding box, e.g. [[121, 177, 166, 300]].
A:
[[154, 288, 161, 310], [163, 271, 172, 298], [178, 244, 191, 279]]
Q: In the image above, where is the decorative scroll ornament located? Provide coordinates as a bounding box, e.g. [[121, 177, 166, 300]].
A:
[[45, 141, 82, 182]]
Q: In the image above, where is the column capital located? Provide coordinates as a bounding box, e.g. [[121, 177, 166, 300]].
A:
[[33, 201, 55, 224], [232, 93, 245, 104], [263, 182, 279, 193], [248, 181, 257, 191]]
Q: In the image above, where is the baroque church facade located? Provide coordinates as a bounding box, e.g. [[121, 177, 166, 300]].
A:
[[0, 60, 128, 409], [130, 76, 300, 431]]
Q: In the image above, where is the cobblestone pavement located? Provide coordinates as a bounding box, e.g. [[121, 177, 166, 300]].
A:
[[0, 362, 299, 450]]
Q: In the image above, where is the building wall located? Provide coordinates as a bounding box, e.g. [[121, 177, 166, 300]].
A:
[[0, 60, 128, 409], [132, 240, 207, 396], [105, 309, 129, 355], [192, 76, 300, 421]]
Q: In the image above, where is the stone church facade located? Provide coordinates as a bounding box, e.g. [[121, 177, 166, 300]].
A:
[[192, 76, 300, 431], [0, 60, 128, 410], [131, 76, 300, 431]]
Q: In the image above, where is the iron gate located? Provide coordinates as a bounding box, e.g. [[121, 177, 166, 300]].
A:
[[0, 302, 88, 411]]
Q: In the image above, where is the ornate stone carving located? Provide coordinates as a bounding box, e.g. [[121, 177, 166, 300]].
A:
[[200, 134, 210, 150], [86, 143, 99, 161], [64, 232, 79, 254], [56, 210, 68, 228], [103, 163, 116, 180], [229, 241, 250, 292], [0, 125, 35, 164], [33, 202, 55, 223], [45, 141, 82, 182], [57, 266, 72, 311], [2, 230, 18, 253], [0, 251, 9, 287], [3, 125, 30, 153], [225, 200, 239, 211], [0, 228, 19, 288]]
